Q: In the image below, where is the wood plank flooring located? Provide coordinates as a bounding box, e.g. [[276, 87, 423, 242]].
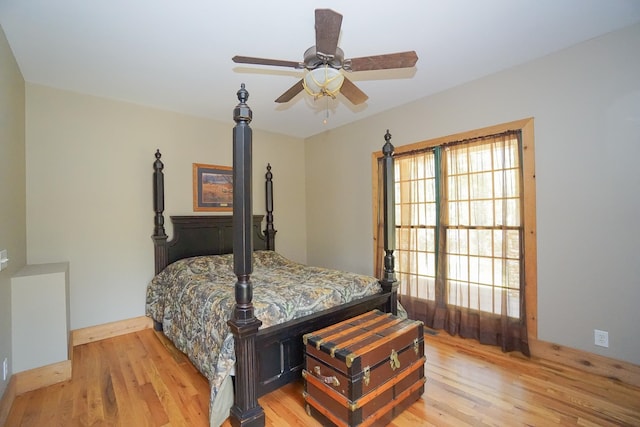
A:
[[5, 328, 640, 426]]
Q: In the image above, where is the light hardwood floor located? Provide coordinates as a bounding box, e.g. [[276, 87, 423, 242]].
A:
[[5, 328, 640, 426]]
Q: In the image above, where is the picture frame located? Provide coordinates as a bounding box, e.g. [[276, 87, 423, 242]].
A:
[[193, 163, 233, 212]]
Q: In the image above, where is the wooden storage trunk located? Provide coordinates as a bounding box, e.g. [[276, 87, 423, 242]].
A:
[[302, 309, 426, 427]]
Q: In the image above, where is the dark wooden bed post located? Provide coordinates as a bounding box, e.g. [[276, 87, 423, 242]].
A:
[[152, 149, 168, 275], [227, 84, 265, 427], [380, 130, 399, 315], [264, 164, 277, 250]]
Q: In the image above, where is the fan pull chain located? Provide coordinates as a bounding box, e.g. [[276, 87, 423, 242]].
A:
[[323, 96, 329, 125]]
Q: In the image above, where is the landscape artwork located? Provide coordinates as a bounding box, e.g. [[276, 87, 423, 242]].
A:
[[193, 163, 233, 211]]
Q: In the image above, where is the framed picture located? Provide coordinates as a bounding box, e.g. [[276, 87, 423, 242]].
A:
[[193, 163, 233, 211]]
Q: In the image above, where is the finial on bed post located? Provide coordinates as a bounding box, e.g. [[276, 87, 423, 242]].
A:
[[380, 130, 399, 315], [152, 149, 168, 275], [264, 163, 277, 250], [228, 84, 265, 427]]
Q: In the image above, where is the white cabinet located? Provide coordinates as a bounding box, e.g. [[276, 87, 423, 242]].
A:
[[11, 262, 70, 373]]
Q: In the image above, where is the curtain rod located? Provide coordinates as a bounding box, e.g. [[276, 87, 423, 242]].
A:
[[393, 129, 521, 159]]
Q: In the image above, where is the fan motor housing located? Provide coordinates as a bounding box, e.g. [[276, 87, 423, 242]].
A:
[[304, 46, 344, 69]]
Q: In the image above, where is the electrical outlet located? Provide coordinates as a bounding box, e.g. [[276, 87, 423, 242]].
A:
[[2, 358, 7, 381], [594, 329, 609, 348]]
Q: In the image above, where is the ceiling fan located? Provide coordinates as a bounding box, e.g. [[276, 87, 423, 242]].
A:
[[232, 8, 418, 105]]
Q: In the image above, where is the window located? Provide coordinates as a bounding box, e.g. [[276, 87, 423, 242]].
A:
[[373, 118, 537, 352]]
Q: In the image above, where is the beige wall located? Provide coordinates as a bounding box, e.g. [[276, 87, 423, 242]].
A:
[[305, 24, 640, 364], [25, 85, 306, 330], [0, 24, 26, 398]]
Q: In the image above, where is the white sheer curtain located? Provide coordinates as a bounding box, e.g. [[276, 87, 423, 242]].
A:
[[395, 151, 437, 302]]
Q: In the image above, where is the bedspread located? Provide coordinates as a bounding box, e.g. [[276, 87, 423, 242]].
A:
[[145, 250, 389, 425]]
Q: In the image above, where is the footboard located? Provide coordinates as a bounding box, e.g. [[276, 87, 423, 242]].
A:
[[255, 292, 392, 396]]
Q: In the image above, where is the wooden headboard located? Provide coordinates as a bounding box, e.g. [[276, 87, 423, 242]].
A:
[[156, 215, 267, 273], [151, 150, 276, 274]]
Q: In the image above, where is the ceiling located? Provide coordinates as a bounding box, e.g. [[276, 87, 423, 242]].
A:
[[1, 1, 640, 139]]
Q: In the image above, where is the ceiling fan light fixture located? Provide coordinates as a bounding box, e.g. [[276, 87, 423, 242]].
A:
[[235, 9, 418, 106], [303, 66, 344, 99]]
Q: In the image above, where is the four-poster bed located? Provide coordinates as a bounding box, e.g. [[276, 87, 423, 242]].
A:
[[146, 84, 399, 427]]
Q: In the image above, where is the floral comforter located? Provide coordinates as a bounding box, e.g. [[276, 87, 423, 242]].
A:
[[145, 250, 385, 424]]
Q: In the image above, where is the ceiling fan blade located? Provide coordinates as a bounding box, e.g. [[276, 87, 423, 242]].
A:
[[315, 9, 342, 58], [232, 55, 300, 69], [340, 77, 368, 105], [275, 79, 305, 103], [347, 51, 418, 72]]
